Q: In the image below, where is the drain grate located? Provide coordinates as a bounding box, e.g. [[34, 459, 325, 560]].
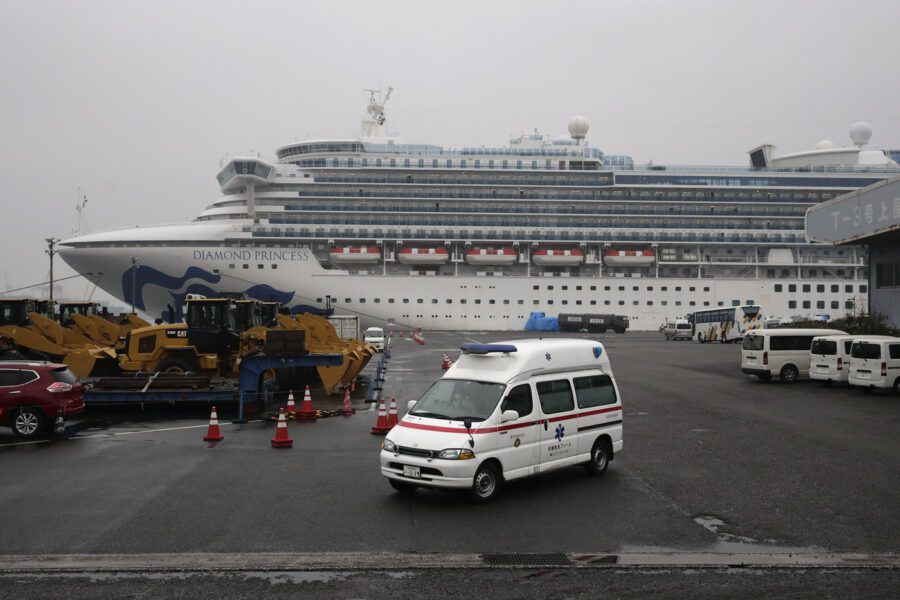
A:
[[481, 552, 571, 567]]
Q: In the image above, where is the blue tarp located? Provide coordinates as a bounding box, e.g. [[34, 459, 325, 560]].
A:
[[524, 311, 560, 332]]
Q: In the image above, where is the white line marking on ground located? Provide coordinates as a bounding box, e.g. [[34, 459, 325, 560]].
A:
[[0, 439, 53, 448], [0, 420, 264, 447]]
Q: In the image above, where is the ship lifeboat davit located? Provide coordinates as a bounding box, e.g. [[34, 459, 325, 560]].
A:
[[397, 247, 450, 265], [603, 248, 656, 267], [329, 246, 382, 264], [532, 248, 584, 266], [465, 247, 518, 266]]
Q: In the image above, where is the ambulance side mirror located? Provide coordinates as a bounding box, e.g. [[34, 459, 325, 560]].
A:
[[500, 410, 519, 423], [407, 400, 417, 411]]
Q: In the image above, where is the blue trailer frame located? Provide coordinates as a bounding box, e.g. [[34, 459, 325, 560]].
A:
[[84, 354, 344, 421]]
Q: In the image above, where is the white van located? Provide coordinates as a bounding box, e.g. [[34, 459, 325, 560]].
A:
[[741, 328, 846, 382], [663, 319, 693, 341], [809, 335, 857, 385], [379, 339, 624, 502], [363, 327, 385, 351], [847, 336, 900, 392]]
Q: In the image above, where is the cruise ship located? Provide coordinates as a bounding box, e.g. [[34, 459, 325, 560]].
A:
[[59, 89, 900, 331]]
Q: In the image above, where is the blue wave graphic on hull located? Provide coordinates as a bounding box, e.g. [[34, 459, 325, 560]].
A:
[[123, 266, 221, 311], [244, 284, 295, 305], [122, 265, 296, 319]]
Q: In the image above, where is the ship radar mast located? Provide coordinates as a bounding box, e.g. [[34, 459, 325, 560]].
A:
[[360, 86, 393, 139]]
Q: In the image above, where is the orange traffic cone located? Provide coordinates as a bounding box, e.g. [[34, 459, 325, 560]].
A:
[[285, 390, 297, 418], [371, 396, 391, 435], [441, 353, 451, 370], [271, 408, 293, 448], [297, 385, 317, 421], [340, 387, 355, 416], [387, 396, 399, 427], [203, 406, 224, 442]]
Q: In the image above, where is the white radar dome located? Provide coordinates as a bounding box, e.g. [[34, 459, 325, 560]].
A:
[[568, 116, 590, 141], [850, 121, 872, 147], [816, 140, 835, 149]]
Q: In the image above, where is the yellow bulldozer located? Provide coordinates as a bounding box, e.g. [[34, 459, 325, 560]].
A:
[[117, 297, 279, 376], [0, 298, 117, 377]]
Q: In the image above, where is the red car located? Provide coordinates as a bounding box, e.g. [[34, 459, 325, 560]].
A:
[[0, 361, 85, 439]]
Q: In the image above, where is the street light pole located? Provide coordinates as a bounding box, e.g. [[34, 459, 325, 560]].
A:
[[130, 256, 139, 314], [45, 237, 59, 303]]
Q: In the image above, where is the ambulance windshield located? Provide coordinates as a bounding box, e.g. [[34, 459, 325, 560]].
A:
[[410, 379, 505, 422]]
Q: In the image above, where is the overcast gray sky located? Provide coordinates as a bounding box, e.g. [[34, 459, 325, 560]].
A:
[[1, 0, 898, 304]]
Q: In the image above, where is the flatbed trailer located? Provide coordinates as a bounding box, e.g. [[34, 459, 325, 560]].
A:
[[82, 353, 344, 419], [84, 388, 238, 406]]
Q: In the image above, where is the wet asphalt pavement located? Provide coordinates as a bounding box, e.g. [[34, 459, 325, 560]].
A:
[[0, 331, 898, 597]]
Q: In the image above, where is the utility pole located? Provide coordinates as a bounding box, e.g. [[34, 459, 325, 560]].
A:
[[45, 237, 59, 303], [130, 256, 139, 314]]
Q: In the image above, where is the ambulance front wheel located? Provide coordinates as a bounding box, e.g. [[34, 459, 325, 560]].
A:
[[389, 479, 418, 495], [469, 462, 502, 503], [584, 438, 611, 476]]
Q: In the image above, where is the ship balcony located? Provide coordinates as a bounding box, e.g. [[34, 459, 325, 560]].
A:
[[244, 225, 811, 245]]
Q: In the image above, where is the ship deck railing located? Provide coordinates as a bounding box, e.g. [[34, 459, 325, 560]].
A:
[[245, 227, 810, 244]]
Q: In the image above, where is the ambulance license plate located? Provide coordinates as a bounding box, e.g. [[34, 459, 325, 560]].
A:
[[859, 371, 870, 379], [403, 465, 421, 479]]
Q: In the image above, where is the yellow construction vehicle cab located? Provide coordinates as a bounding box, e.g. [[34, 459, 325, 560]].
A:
[[118, 298, 239, 375]]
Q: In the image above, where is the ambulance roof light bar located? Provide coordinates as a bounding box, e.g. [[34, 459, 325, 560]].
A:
[[460, 343, 518, 355]]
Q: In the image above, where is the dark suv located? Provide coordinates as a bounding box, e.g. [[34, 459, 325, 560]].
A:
[[0, 362, 85, 439]]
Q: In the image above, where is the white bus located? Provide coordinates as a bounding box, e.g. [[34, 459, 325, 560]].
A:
[[689, 305, 764, 343]]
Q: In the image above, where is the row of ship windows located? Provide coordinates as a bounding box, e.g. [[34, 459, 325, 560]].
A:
[[774, 283, 867, 293], [221, 264, 864, 287], [290, 188, 827, 206], [271, 216, 802, 231], [283, 200, 810, 217], [250, 228, 809, 243], [530, 283, 867, 293], [312, 172, 883, 190], [317, 297, 855, 310], [221, 264, 865, 287], [294, 158, 584, 171]]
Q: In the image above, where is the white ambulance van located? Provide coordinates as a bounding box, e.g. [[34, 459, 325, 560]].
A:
[[847, 336, 900, 392], [809, 335, 857, 385], [379, 339, 624, 502]]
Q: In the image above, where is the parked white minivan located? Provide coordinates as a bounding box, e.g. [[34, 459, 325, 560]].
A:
[[663, 319, 693, 341], [741, 328, 846, 382], [809, 335, 857, 385], [847, 336, 900, 392], [379, 339, 624, 502], [364, 327, 386, 351]]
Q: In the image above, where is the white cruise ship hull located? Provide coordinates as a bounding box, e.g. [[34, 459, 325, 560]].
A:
[[59, 229, 867, 331]]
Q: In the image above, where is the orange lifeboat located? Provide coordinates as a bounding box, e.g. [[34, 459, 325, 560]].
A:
[[329, 246, 382, 264], [532, 248, 584, 266], [465, 247, 517, 266], [603, 249, 656, 267], [396, 247, 450, 265]]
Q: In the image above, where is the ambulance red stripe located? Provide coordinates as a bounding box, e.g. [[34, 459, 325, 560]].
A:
[[397, 405, 621, 434]]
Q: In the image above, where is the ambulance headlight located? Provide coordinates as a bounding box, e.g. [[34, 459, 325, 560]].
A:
[[382, 439, 398, 453], [438, 448, 475, 460]]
